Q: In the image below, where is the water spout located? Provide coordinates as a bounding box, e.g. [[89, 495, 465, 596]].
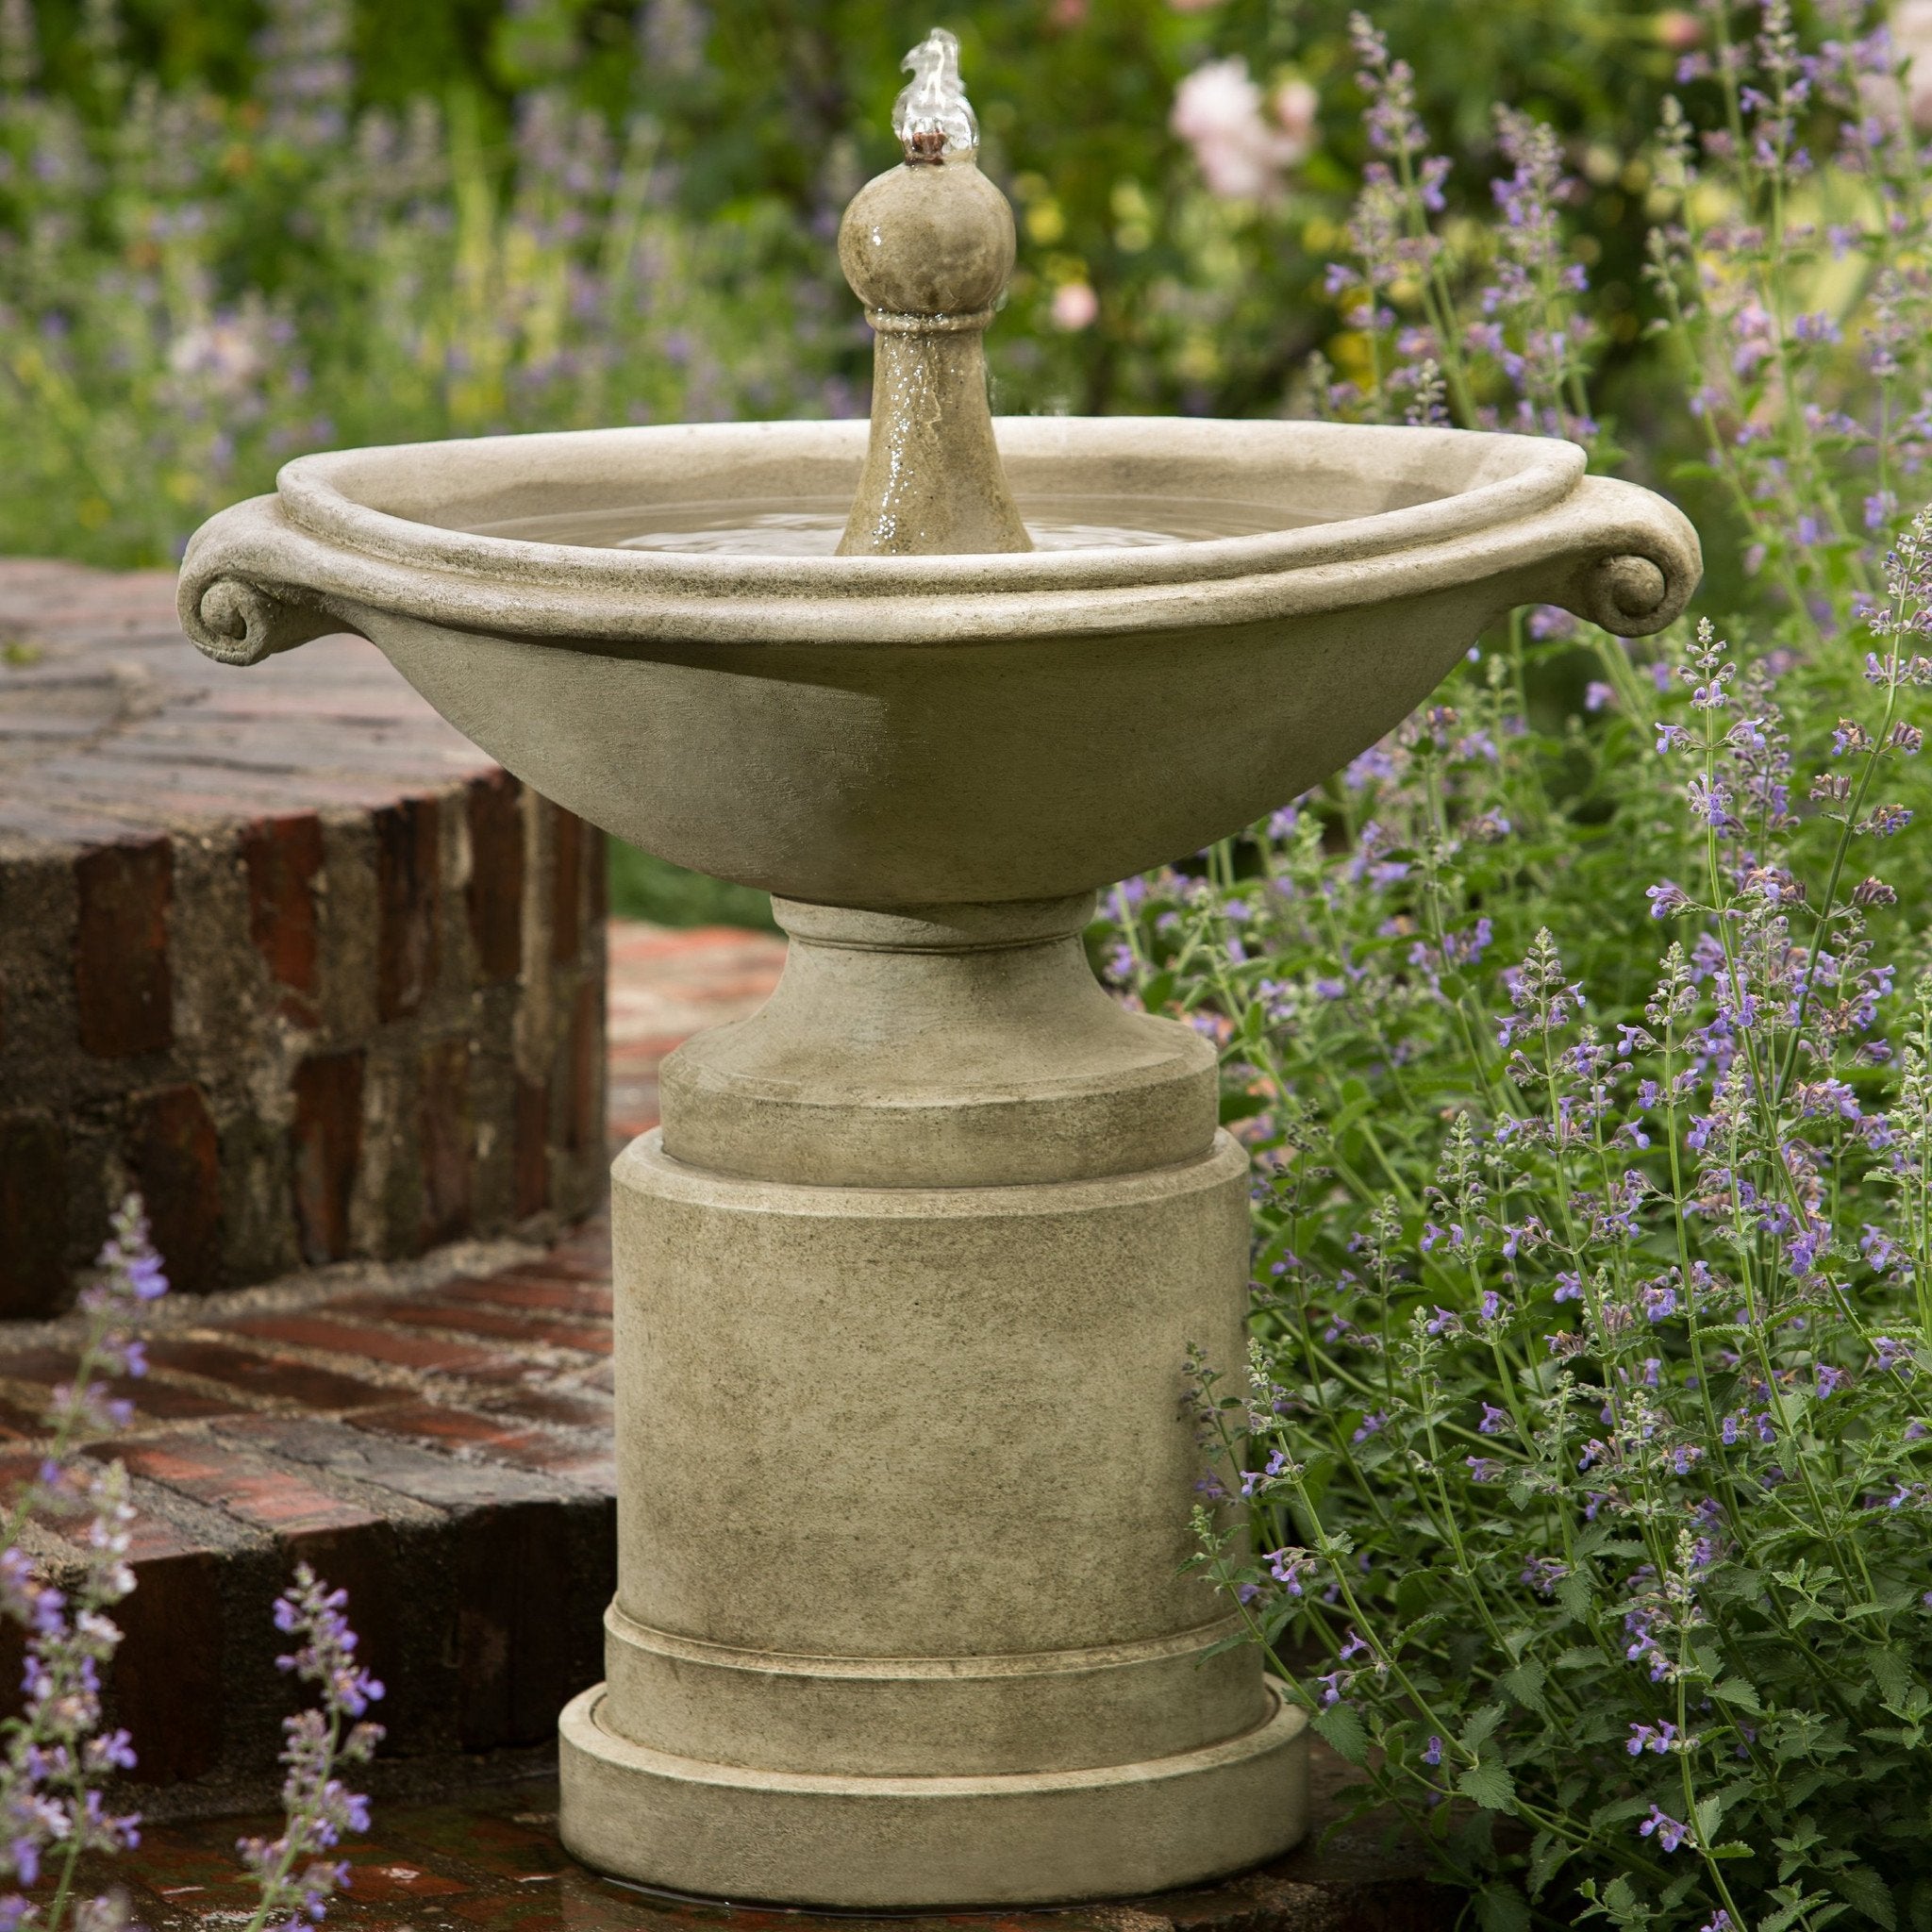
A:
[[836, 29, 1031, 556], [894, 27, 977, 161]]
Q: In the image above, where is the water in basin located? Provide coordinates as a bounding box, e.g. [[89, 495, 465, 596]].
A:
[[468, 493, 1336, 554]]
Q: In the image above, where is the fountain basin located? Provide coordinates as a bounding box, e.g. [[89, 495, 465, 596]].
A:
[[179, 407, 1700, 1907], [180, 415, 1697, 908]]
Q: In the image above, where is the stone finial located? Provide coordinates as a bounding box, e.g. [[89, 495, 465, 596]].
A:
[[835, 30, 1031, 556]]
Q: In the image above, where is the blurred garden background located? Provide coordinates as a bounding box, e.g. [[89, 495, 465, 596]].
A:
[[0, 0, 1799, 924]]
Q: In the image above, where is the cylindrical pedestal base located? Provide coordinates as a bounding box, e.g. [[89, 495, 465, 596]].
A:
[[559, 895, 1305, 1902], [559, 1679, 1307, 1907]]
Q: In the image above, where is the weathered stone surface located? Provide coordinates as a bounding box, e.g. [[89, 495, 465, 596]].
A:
[[0, 559, 607, 1311]]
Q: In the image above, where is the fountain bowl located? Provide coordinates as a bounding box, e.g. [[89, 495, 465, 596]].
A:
[[180, 414, 1697, 908]]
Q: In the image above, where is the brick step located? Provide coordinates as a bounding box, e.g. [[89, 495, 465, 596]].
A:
[[1, 1218, 620, 1814]]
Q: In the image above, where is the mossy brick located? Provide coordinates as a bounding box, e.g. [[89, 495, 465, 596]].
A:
[[417, 1036, 474, 1249], [73, 836, 173, 1058], [291, 1048, 364, 1264], [375, 795, 440, 1021], [238, 811, 324, 1023], [548, 804, 584, 965], [465, 771, 525, 984], [0, 1112, 66, 1315], [0, 562, 608, 1302], [126, 1083, 224, 1293]]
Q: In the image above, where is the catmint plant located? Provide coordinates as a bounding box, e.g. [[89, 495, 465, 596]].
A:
[[235, 1565, 383, 1932], [0, 1202, 382, 1930], [0, 1194, 159, 1932], [1108, 525, 1932, 1928]]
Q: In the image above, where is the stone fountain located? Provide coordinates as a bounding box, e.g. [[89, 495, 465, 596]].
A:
[[178, 29, 1699, 1912]]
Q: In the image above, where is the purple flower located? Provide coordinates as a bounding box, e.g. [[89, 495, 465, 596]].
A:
[[1264, 1548, 1315, 1595], [1646, 880, 1690, 919], [1815, 1363, 1851, 1399], [1422, 1734, 1443, 1766], [1638, 1804, 1692, 1851]]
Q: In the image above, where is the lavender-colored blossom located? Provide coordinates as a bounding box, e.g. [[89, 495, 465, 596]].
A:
[[1639, 1805, 1692, 1852]]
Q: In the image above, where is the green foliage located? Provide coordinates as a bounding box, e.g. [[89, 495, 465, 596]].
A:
[[608, 841, 774, 927], [0, 0, 1692, 573]]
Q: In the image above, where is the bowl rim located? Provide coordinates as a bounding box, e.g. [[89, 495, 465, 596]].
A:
[[272, 415, 1588, 602]]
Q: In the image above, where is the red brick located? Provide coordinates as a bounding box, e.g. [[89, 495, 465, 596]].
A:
[[475, 1384, 611, 1429], [549, 805, 583, 964], [418, 1037, 473, 1248], [0, 1111, 67, 1317], [375, 795, 440, 1020], [512, 1079, 548, 1218], [222, 1313, 508, 1375], [550, 1219, 611, 1271], [73, 836, 172, 1058], [240, 812, 324, 1022], [291, 1049, 363, 1263], [452, 1497, 610, 1748], [126, 1083, 223, 1294], [143, 1337, 391, 1410], [442, 1272, 612, 1318], [465, 772, 524, 985], [117, 1439, 382, 1536], [564, 978, 599, 1154], [353, 1401, 576, 1471], [326, 1295, 611, 1357], [46, 1506, 230, 1785], [0, 1347, 243, 1427]]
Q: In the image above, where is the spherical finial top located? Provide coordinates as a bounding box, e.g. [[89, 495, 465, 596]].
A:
[[837, 160, 1015, 322], [839, 27, 1012, 323]]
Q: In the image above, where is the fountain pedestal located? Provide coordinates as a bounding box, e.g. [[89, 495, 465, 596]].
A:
[[558, 894, 1307, 1904]]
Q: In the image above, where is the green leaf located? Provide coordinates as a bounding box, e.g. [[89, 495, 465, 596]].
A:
[[1460, 1702, 1508, 1751], [1457, 1758, 1518, 1812], [1710, 1677, 1764, 1714], [1834, 1869, 1899, 1931], [1695, 1794, 1725, 1844], [1557, 1571, 1595, 1621], [1478, 1883, 1533, 1932], [1310, 1702, 1369, 1764], [1501, 1660, 1549, 1713], [1709, 1842, 1757, 1861], [1869, 1651, 1913, 1707]]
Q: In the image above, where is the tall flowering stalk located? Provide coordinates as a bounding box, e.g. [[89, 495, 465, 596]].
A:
[[236, 1566, 383, 1932], [0, 1195, 159, 1932], [0, 1204, 382, 1930]]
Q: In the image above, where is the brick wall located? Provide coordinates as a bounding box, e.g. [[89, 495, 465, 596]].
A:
[[0, 561, 606, 1314]]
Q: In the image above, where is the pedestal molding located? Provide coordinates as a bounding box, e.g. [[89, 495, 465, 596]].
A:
[[559, 1681, 1309, 1907], [617, 1124, 1248, 1216], [604, 1598, 1247, 1678]]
